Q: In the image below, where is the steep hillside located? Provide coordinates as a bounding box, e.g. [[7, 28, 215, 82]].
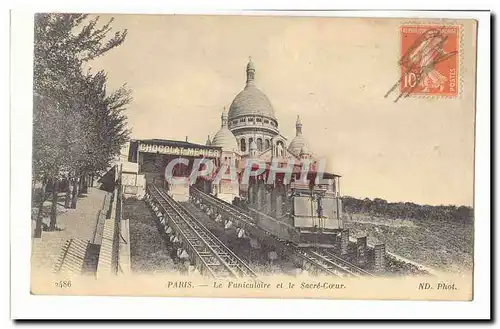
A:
[[342, 197, 474, 273]]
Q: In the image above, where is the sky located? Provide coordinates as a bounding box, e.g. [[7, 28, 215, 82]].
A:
[[88, 14, 477, 206]]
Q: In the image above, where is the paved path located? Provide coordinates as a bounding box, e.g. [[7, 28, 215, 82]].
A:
[[31, 187, 109, 272]]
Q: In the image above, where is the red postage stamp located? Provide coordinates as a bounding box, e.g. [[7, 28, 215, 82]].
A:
[[399, 25, 460, 97]]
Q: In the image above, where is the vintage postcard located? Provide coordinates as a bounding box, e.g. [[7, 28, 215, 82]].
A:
[[23, 12, 482, 306]]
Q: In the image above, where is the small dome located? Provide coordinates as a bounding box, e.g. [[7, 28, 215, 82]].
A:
[[289, 114, 311, 156], [211, 127, 238, 152], [300, 145, 310, 155], [288, 135, 310, 157]]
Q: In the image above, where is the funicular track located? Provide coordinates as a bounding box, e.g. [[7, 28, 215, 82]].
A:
[[306, 250, 375, 277], [146, 185, 257, 279], [190, 187, 375, 278]]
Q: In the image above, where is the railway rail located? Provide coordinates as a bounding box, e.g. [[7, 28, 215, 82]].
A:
[[146, 185, 257, 279], [307, 250, 375, 277], [190, 187, 375, 278]]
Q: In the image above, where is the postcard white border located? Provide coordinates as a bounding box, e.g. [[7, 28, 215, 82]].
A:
[[9, 3, 491, 321]]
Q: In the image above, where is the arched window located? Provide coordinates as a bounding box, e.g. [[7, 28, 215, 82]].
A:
[[240, 138, 246, 152], [265, 139, 270, 150], [276, 141, 285, 157], [257, 138, 263, 151]]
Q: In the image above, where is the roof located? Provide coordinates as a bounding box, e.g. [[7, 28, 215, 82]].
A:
[[288, 134, 311, 157], [237, 160, 341, 177], [211, 127, 238, 152], [136, 138, 222, 151]]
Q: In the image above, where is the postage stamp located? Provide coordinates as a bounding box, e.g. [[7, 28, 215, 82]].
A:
[[399, 24, 460, 97]]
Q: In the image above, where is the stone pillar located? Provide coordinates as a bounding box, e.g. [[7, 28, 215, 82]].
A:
[[248, 184, 254, 204], [266, 190, 272, 214], [253, 182, 259, 206], [356, 236, 367, 266], [340, 229, 349, 255], [256, 183, 264, 210], [260, 184, 267, 209], [271, 188, 277, 215], [275, 193, 282, 218], [373, 244, 386, 272]]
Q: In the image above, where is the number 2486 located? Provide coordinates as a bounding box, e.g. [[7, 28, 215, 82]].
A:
[[55, 280, 71, 288]]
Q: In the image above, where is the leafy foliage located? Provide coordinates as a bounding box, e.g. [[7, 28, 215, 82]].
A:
[[32, 13, 130, 235], [342, 196, 473, 223]]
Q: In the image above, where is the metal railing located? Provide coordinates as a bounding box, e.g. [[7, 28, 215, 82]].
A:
[[96, 165, 123, 277], [148, 185, 256, 279], [111, 165, 123, 274]]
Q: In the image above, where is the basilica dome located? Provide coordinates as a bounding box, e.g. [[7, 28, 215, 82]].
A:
[[228, 59, 276, 121], [229, 85, 276, 120]]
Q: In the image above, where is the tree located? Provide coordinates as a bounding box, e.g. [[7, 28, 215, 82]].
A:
[[32, 14, 129, 237], [342, 195, 473, 223], [65, 70, 131, 209]]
